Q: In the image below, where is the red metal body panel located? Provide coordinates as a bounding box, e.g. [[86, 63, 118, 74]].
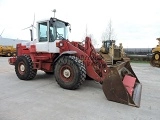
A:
[[123, 75, 136, 96], [8, 57, 16, 65], [9, 43, 56, 72]]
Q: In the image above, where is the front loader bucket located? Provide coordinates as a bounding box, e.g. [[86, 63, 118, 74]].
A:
[[102, 61, 142, 107]]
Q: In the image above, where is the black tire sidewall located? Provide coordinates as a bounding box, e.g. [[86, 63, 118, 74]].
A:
[[15, 55, 33, 80], [54, 56, 82, 89]]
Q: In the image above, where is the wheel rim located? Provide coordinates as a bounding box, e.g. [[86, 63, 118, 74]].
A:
[[60, 65, 73, 82], [18, 62, 25, 75], [155, 54, 159, 60], [63, 69, 71, 78], [8, 53, 11, 56]]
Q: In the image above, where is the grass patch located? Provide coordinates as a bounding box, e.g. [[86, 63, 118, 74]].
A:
[[130, 60, 150, 64]]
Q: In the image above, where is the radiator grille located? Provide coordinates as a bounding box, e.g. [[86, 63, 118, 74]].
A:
[[114, 49, 121, 58]]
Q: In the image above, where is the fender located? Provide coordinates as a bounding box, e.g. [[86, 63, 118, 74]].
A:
[[53, 51, 77, 63]]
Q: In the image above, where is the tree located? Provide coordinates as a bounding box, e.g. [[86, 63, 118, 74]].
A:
[[82, 24, 97, 46], [88, 34, 97, 46], [101, 19, 116, 41]]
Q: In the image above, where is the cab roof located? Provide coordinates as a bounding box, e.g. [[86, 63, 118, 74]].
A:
[[37, 17, 70, 26]]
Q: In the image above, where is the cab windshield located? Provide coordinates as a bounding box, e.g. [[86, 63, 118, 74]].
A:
[[49, 20, 69, 41]]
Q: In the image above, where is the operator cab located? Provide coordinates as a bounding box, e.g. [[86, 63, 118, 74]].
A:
[[36, 18, 70, 53], [103, 40, 115, 53]]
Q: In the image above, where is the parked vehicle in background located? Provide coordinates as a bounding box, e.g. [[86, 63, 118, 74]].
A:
[[150, 38, 160, 67], [99, 40, 130, 65], [0, 45, 16, 57]]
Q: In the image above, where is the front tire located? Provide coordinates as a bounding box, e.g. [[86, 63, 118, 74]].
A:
[[54, 56, 86, 90], [150, 53, 160, 67], [15, 55, 37, 80]]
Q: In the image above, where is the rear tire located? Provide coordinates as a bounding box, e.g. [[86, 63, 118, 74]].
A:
[[15, 55, 37, 80], [54, 56, 86, 90]]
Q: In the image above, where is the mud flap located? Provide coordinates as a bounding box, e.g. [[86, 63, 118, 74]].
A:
[[102, 61, 142, 107]]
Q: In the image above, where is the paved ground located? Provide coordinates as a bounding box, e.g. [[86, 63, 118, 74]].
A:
[[0, 57, 159, 120]]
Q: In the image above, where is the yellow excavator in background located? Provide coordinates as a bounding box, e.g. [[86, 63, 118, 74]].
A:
[[150, 38, 160, 67], [99, 40, 130, 65]]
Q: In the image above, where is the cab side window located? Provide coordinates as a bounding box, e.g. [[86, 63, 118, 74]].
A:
[[39, 22, 48, 42]]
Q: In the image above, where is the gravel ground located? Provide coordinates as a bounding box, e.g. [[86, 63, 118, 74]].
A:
[[0, 57, 159, 120]]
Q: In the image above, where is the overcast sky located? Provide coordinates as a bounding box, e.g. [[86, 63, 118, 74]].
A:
[[0, 0, 160, 48]]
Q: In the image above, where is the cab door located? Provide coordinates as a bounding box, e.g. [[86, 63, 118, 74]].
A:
[[36, 21, 60, 53]]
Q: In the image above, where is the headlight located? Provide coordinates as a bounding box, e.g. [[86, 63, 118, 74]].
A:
[[60, 43, 63, 47]]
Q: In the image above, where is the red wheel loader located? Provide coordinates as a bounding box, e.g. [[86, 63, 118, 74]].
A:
[[8, 18, 142, 107]]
